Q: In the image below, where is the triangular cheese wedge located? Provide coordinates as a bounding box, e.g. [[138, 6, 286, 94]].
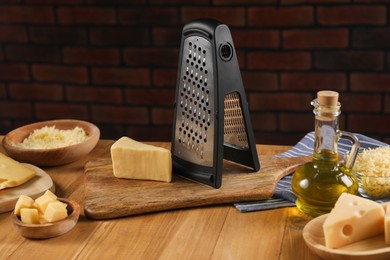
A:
[[323, 193, 385, 249], [110, 137, 172, 182], [0, 153, 36, 190]]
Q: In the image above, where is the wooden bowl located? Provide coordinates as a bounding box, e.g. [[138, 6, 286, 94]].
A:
[[2, 119, 100, 166], [11, 198, 80, 239]]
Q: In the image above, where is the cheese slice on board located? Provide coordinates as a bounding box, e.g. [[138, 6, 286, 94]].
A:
[[323, 193, 385, 249], [111, 137, 172, 182], [0, 153, 36, 190]]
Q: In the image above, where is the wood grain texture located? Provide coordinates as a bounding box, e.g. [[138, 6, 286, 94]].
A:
[[84, 143, 310, 219]]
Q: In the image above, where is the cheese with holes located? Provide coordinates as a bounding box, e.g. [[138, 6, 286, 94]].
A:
[[0, 153, 36, 190], [385, 205, 390, 245], [20, 208, 39, 224], [14, 195, 35, 216], [111, 137, 172, 182], [323, 193, 385, 249], [44, 201, 68, 222]]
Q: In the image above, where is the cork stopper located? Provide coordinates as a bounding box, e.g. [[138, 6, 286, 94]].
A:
[[317, 90, 339, 107]]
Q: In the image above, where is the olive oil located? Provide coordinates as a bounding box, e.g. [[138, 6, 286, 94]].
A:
[[292, 91, 360, 217]]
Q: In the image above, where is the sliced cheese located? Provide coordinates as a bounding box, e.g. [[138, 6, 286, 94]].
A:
[[43, 201, 68, 222], [20, 208, 39, 224], [323, 193, 385, 249], [0, 153, 36, 190], [111, 136, 172, 182], [385, 205, 390, 245]]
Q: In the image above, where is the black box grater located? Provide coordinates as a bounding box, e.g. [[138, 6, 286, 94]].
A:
[[171, 19, 260, 188]]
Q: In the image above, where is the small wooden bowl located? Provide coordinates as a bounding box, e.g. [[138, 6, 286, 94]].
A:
[[2, 119, 100, 166], [11, 198, 80, 239]]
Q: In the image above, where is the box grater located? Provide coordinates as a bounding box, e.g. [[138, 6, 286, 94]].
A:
[[171, 19, 260, 188]]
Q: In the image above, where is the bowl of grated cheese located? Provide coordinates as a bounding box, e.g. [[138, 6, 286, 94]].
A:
[[354, 146, 390, 199], [2, 119, 100, 166]]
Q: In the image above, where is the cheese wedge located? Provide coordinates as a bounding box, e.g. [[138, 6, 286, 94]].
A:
[[111, 137, 172, 182], [0, 153, 36, 190], [385, 205, 390, 245], [323, 193, 385, 249]]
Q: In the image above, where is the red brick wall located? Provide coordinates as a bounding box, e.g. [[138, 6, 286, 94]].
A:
[[0, 1, 389, 145]]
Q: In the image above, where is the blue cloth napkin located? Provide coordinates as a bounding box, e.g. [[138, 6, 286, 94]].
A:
[[234, 132, 390, 212]]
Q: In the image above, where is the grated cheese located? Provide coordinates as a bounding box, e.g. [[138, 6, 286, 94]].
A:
[[14, 126, 89, 149], [354, 146, 390, 197]]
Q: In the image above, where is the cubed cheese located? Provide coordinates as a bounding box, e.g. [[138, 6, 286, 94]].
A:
[[111, 137, 172, 182], [323, 193, 385, 249], [35, 194, 56, 213], [0, 153, 36, 190], [43, 201, 68, 222], [20, 208, 39, 224], [14, 195, 35, 216], [43, 190, 57, 201], [385, 205, 390, 245]]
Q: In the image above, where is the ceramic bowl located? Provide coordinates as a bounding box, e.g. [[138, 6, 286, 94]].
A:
[[11, 198, 80, 239], [2, 119, 100, 166]]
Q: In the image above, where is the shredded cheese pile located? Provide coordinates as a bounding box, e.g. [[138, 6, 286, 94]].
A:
[[15, 126, 89, 149], [354, 146, 390, 197]]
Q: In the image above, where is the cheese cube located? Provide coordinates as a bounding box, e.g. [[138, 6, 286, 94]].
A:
[[43, 190, 57, 201], [35, 194, 56, 213], [43, 201, 68, 222], [20, 208, 39, 224], [111, 137, 172, 182], [385, 205, 390, 245], [14, 195, 35, 216], [323, 193, 385, 249], [0, 153, 36, 190]]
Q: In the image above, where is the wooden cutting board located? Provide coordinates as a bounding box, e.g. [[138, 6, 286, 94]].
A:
[[0, 164, 55, 213], [84, 146, 310, 220]]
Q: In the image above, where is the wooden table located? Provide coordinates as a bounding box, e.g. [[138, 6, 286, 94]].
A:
[[0, 140, 320, 259]]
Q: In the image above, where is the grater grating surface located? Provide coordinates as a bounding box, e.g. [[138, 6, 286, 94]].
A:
[[224, 92, 248, 150]]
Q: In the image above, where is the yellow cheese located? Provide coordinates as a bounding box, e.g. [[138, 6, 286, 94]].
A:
[[20, 208, 39, 224], [323, 193, 385, 249], [14, 195, 35, 216], [43, 201, 68, 222], [0, 153, 36, 190], [43, 189, 57, 201], [35, 194, 56, 213], [385, 205, 390, 245], [111, 137, 172, 182]]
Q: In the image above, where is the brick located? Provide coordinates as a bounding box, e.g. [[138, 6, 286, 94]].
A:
[[251, 113, 277, 131], [247, 51, 311, 70], [0, 25, 27, 42], [126, 126, 172, 142], [32, 65, 88, 84], [351, 73, 390, 92], [91, 105, 149, 124], [64, 47, 120, 65], [254, 132, 305, 146], [386, 95, 390, 113], [0, 6, 55, 24], [215, 0, 276, 3], [66, 85, 123, 104], [153, 27, 182, 47], [280, 113, 313, 132], [0, 48, 3, 61], [26, 0, 82, 3], [86, 0, 145, 3], [150, 0, 209, 3], [5, 45, 61, 62], [181, 7, 245, 26], [318, 6, 386, 25], [341, 93, 381, 113], [92, 68, 151, 86], [348, 115, 390, 134], [58, 7, 116, 25], [35, 103, 89, 120], [119, 7, 178, 25], [125, 89, 175, 106], [242, 72, 278, 91], [352, 28, 390, 48], [9, 83, 63, 101], [97, 124, 126, 140], [30, 26, 87, 44], [153, 69, 177, 87], [281, 73, 346, 91], [90, 27, 150, 46], [0, 101, 32, 119], [314, 51, 384, 71], [283, 29, 348, 49], [249, 93, 313, 111], [152, 108, 173, 125], [231, 29, 279, 49], [248, 7, 313, 27], [0, 83, 6, 99], [124, 48, 179, 67], [282, 0, 349, 3], [0, 64, 30, 81]]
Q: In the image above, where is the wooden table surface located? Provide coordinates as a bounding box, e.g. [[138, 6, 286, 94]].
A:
[[0, 139, 321, 260]]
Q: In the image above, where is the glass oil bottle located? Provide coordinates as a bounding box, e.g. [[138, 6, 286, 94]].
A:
[[291, 91, 360, 217]]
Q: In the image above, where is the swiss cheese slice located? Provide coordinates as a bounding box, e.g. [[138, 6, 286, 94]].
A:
[[0, 153, 36, 190], [323, 193, 385, 249], [111, 137, 172, 182]]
